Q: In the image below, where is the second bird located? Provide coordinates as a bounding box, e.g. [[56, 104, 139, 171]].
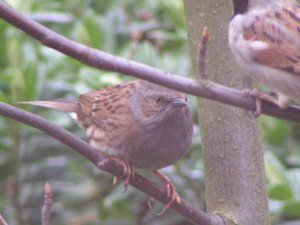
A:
[[229, 0, 300, 112]]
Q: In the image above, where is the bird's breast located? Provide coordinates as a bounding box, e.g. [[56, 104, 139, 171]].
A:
[[128, 108, 193, 170]]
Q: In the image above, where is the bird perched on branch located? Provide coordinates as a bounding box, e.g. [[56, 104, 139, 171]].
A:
[[229, 0, 300, 114], [20, 80, 193, 212]]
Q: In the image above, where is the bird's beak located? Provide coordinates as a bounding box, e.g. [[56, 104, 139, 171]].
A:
[[172, 98, 187, 107]]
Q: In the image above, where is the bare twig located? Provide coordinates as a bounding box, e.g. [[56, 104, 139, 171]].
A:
[[0, 214, 9, 225], [198, 26, 209, 79], [6, 179, 24, 225], [0, 102, 224, 225], [0, 2, 300, 122], [42, 183, 53, 225]]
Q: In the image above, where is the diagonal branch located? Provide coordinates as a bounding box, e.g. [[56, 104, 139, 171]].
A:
[[41, 183, 53, 225], [0, 102, 224, 225], [0, 2, 300, 122], [0, 214, 8, 225]]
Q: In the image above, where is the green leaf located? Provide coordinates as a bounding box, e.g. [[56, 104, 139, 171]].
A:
[[261, 116, 290, 146], [124, 42, 159, 67], [286, 169, 300, 199], [0, 91, 9, 103], [75, 14, 115, 52], [281, 200, 300, 218], [265, 151, 288, 185], [268, 183, 294, 200], [161, 0, 185, 29]]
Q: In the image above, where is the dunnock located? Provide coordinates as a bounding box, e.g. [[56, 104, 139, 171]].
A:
[[229, 0, 300, 114], [21, 80, 193, 211]]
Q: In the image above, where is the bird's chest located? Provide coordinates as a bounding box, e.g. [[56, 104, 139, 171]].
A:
[[229, 14, 258, 65], [128, 110, 193, 170]]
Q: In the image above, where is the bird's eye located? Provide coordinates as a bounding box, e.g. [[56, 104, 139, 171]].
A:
[[155, 96, 162, 103]]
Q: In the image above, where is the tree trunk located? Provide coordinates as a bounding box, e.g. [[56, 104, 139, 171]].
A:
[[183, 1, 270, 224]]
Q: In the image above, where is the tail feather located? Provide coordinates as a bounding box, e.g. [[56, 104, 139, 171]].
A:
[[18, 100, 80, 113]]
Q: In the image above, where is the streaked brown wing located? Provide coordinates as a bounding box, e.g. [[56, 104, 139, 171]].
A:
[[243, 4, 300, 75], [78, 81, 141, 151], [79, 81, 137, 120], [253, 45, 300, 75]]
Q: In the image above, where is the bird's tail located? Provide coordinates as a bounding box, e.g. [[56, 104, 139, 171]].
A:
[[18, 99, 80, 113]]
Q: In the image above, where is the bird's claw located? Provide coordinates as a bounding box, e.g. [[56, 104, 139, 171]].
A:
[[153, 171, 181, 215], [245, 89, 263, 116], [245, 89, 290, 116], [111, 157, 134, 192]]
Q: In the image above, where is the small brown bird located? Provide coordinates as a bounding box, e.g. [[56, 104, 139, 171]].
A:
[[229, 0, 300, 114], [21, 80, 193, 211]]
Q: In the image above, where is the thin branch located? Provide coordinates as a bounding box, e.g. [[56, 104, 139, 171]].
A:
[[0, 2, 300, 122], [6, 178, 24, 225], [0, 102, 224, 225], [198, 26, 209, 79], [0, 214, 8, 225], [42, 183, 53, 225]]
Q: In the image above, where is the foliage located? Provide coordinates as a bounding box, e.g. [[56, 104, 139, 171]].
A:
[[0, 0, 299, 224], [0, 0, 200, 224], [262, 117, 300, 223]]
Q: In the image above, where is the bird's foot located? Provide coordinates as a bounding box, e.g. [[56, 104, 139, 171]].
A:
[[245, 89, 290, 116], [149, 171, 181, 215], [111, 157, 135, 192]]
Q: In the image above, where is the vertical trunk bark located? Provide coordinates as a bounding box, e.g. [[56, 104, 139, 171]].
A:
[[183, 1, 270, 224]]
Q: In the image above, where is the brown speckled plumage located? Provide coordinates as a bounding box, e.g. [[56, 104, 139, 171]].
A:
[[229, 0, 300, 109], [20, 80, 193, 210], [21, 80, 193, 171]]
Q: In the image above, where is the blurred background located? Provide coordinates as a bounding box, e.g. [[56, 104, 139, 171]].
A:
[[0, 0, 299, 224]]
